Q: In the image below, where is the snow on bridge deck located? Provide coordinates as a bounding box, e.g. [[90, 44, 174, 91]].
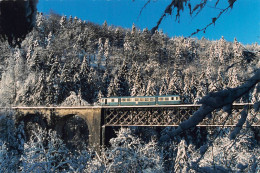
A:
[[0, 103, 254, 110]]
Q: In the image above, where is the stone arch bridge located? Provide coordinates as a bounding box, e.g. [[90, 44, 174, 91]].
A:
[[2, 103, 259, 150]]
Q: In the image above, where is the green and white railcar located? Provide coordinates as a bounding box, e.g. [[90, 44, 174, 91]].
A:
[[101, 95, 181, 106]]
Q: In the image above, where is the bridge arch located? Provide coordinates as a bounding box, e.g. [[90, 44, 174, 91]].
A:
[[17, 112, 49, 140], [54, 114, 89, 150], [16, 107, 103, 150]]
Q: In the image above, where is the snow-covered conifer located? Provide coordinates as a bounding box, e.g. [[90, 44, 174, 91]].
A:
[[146, 79, 157, 96], [123, 32, 132, 54], [131, 69, 144, 96], [46, 56, 61, 105], [97, 38, 104, 68], [68, 15, 73, 24], [59, 15, 66, 27], [159, 70, 170, 96], [36, 12, 45, 29], [107, 78, 116, 97], [131, 23, 136, 35], [0, 58, 17, 106], [33, 71, 47, 105], [104, 38, 111, 67], [97, 90, 104, 104], [46, 31, 53, 48], [101, 69, 110, 96], [102, 20, 108, 29], [233, 37, 243, 58], [117, 60, 130, 96], [174, 139, 188, 172]]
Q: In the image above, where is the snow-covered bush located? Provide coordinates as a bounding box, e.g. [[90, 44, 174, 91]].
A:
[[21, 126, 70, 172], [92, 128, 164, 172], [0, 141, 20, 173], [0, 111, 24, 172], [195, 128, 260, 172], [60, 91, 90, 106]]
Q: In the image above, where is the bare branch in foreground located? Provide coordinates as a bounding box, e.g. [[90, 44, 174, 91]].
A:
[[149, 0, 237, 35], [189, 0, 236, 37], [137, 0, 151, 20], [164, 69, 259, 139]]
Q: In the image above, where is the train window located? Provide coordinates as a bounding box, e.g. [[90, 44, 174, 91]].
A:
[[140, 98, 145, 101], [122, 98, 126, 102], [165, 97, 169, 101], [111, 99, 114, 102], [177, 96, 180, 100], [158, 98, 163, 101], [150, 98, 154, 101], [135, 98, 139, 101], [127, 98, 131, 101], [145, 98, 149, 101], [101, 99, 104, 102]]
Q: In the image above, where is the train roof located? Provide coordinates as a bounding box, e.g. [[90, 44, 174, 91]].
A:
[[101, 95, 180, 99]]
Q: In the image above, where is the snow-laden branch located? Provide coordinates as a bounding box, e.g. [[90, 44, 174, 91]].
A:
[[167, 69, 260, 138]]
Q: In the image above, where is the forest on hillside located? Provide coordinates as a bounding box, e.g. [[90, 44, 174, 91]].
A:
[[0, 12, 259, 107], [0, 12, 259, 172]]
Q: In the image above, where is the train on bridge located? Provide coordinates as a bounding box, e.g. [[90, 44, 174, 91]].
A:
[[101, 95, 181, 106]]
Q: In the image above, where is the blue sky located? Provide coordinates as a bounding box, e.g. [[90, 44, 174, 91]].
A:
[[38, 0, 260, 45]]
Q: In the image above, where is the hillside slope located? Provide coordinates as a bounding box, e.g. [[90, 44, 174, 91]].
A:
[[0, 13, 259, 106]]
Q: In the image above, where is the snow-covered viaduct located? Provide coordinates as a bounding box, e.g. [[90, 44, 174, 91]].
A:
[[13, 104, 259, 150]]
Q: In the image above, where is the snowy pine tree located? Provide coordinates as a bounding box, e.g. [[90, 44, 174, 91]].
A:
[[174, 139, 188, 172]]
